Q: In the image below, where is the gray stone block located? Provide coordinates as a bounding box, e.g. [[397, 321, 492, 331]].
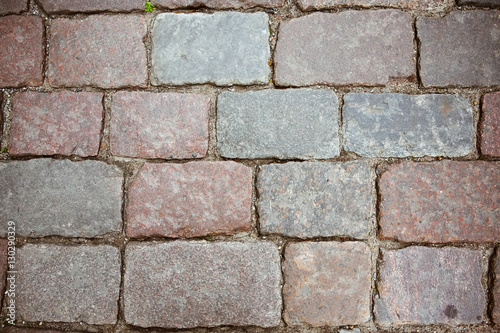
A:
[[0, 159, 123, 237], [342, 93, 474, 157], [217, 89, 339, 159], [151, 12, 270, 85], [258, 161, 374, 238]]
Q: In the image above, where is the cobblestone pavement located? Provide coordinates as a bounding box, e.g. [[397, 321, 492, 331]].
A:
[[0, 0, 499, 332]]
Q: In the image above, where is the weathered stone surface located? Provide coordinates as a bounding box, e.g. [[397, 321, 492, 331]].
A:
[[217, 89, 339, 159], [297, 0, 453, 9], [124, 241, 282, 328], [48, 15, 147, 88], [375, 246, 485, 325], [0, 0, 27, 13], [283, 242, 371, 326], [110, 92, 209, 159], [151, 12, 270, 85], [127, 162, 252, 238], [380, 161, 500, 243], [0, 239, 7, 302], [39, 0, 143, 12], [275, 10, 414, 86], [152, 0, 285, 8], [343, 93, 474, 157], [481, 92, 500, 156], [2, 329, 69, 333], [17, 244, 121, 324], [418, 11, 500, 87], [0, 16, 44, 88], [10, 91, 103, 156], [0, 159, 122, 237], [494, 250, 500, 325], [458, 0, 500, 6], [258, 161, 374, 238]]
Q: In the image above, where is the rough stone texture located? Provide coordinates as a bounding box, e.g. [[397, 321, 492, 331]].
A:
[[110, 92, 209, 159], [0, 0, 27, 13], [283, 242, 371, 326], [39, 0, 143, 12], [0, 159, 123, 237], [151, 12, 270, 85], [481, 92, 500, 156], [379, 161, 500, 243], [375, 246, 485, 325], [124, 241, 282, 328], [2, 329, 69, 333], [458, 0, 500, 6], [0, 16, 44, 88], [258, 161, 374, 238], [48, 15, 147, 88], [0, 239, 7, 300], [17, 244, 121, 324], [494, 251, 500, 325], [418, 11, 500, 87], [217, 89, 339, 159], [343, 93, 474, 157], [127, 162, 252, 238], [297, 0, 453, 9], [152, 0, 285, 8], [275, 10, 414, 86], [10, 91, 103, 157]]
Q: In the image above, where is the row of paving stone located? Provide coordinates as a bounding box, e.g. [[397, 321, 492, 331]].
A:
[[4, 90, 500, 158], [0, 240, 498, 328], [1, 9, 500, 88]]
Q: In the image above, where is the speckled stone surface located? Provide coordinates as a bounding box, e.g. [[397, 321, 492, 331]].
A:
[[274, 10, 414, 86], [151, 12, 270, 85], [0, 239, 7, 301], [152, 0, 285, 8], [38, 0, 143, 12], [481, 92, 500, 156], [0, 0, 27, 13], [343, 93, 474, 157], [458, 0, 500, 6], [379, 161, 500, 243], [126, 161, 253, 238], [0, 159, 123, 237], [494, 250, 500, 325], [258, 161, 374, 238], [110, 92, 209, 159], [10, 91, 103, 156], [17, 244, 121, 325], [297, 0, 453, 9], [0, 16, 44, 88], [124, 241, 282, 328], [418, 10, 500, 87], [48, 15, 147, 88], [375, 246, 485, 325], [283, 242, 371, 326], [217, 89, 339, 159]]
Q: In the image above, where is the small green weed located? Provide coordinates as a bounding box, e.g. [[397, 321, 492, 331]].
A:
[[145, 1, 155, 12], [1, 148, 7, 153]]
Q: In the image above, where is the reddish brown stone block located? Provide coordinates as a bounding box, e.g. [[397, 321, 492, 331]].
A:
[[48, 15, 147, 88], [297, 0, 453, 10], [110, 92, 209, 159], [38, 0, 143, 13], [151, 0, 284, 8], [481, 92, 500, 156], [0, 0, 28, 13], [126, 161, 253, 238], [375, 246, 485, 325], [10, 91, 103, 156], [380, 161, 500, 243], [494, 250, 500, 325], [0, 16, 44, 88], [283, 242, 371, 326]]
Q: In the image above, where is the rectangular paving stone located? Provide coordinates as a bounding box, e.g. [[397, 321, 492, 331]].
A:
[[258, 161, 374, 239], [39, 0, 143, 12], [379, 161, 500, 243], [152, 0, 285, 8], [375, 246, 485, 325], [217, 89, 339, 159], [458, 0, 500, 6], [275, 10, 414, 86], [481, 92, 500, 156], [126, 161, 252, 238], [110, 92, 209, 159], [343, 93, 474, 157], [297, 0, 453, 9], [17, 244, 121, 325], [151, 12, 270, 85], [10, 91, 103, 157], [124, 241, 282, 328], [0, 16, 44, 88], [494, 250, 500, 325], [418, 11, 500, 87], [0, 159, 123, 237], [0, 0, 27, 13], [48, 15, 147, 88], [283, 242, 371, 326]]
